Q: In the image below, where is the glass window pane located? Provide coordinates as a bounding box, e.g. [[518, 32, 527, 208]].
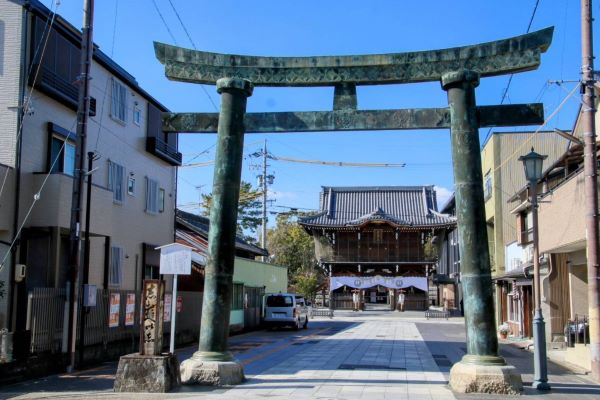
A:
[[50, 137, 63, 173], [159, 188, 165, 212], [63, 142, 75, 176]]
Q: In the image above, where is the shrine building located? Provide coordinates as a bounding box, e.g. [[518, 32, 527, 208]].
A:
[[299, 186, 456, 310]]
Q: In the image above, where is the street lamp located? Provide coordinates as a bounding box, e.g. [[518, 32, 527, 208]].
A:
[[518, 147, 550, 391]]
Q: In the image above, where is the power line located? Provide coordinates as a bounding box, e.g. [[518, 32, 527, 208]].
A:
[[166, 0, 196, 50], [0, 0, 61, 203], [159, 0, 218, 111], [269, 155, 406, 168], [482, 0, 542, 145], [0, 118, 78, 271], [151, 0, 178, 45], [109, 0, 119, 57], [492, 82, 581, 174]]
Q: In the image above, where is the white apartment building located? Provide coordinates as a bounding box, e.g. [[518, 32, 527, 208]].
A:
[[0, 0, 180, 340]]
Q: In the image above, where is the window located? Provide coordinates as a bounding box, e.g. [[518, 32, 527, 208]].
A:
[[111, 78, 127, 123], [232, 283, 244, 310], [133, 106, 141, 126], [145, 177, 160, 214], [127, 176, 136, 196], [143, 265, 159, 280], [47, 123, 76, 176], [50, 136, 75, 176], [266, 295, 293, 307], [159, 188, 165, 213], [484, 171, 492, 200], [517, 211, 533, 244], [109, 246, 123, 287], [108, 161, 125, 203]]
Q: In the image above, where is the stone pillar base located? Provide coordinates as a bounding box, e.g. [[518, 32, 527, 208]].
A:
[[114, 353, 180, 393], [180, 354, 244, 386], [449, 359, 522, 395]]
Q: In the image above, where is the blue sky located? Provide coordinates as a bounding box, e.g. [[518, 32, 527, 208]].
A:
[[42, 0, 593, 230]]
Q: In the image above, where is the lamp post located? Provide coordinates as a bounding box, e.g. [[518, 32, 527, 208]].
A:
[[519, 147, 550, 391]]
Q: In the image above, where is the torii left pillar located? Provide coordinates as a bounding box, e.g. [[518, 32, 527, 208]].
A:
[[180, 77, 253, 385]]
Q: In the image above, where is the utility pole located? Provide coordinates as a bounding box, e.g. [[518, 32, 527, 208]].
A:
[[581, 0, 600, 382], [261, 139, 268, 260], [78, 151, 97, 367], [67, 0, 94, 372]]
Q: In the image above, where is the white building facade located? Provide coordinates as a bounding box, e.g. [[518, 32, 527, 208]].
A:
[[0, 0, 179, 340]]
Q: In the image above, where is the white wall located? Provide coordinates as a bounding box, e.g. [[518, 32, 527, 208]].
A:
[[10, 20, 176, 292], [0, 0, 22, 168]]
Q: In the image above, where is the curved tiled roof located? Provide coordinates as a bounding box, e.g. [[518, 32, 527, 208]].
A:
[[298, 186, 455, 229]]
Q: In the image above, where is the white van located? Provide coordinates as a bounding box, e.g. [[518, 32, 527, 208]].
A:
[[263, 293, 309, 330]]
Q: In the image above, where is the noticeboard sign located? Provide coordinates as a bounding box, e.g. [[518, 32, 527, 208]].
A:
[[156, 243, 192, 275]]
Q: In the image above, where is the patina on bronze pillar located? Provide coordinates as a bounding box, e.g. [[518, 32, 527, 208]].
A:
[[442, 70, 504, 365], [195, 77, 253, 361]]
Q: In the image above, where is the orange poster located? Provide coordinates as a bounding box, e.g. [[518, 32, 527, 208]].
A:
[[125, 293, 136, 326], [109, 293, 120, 328]]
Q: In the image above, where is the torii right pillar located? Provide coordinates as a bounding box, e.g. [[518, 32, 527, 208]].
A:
[[442, 70, 522, 394]]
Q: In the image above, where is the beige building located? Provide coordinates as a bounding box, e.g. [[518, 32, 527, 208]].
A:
[[480, 131, 569, 326], [507, 92, 600, 371], [0, 0, 180, 341]]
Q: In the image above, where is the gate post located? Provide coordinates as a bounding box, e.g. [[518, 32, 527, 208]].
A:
[[442, 70, 522, 394], [180, 77, 253, 385]]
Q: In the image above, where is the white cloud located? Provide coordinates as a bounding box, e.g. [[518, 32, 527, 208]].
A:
[[434, 186, 454, 210]]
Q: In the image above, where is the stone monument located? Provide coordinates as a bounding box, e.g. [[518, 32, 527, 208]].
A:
[[114, 280, 181, 392]]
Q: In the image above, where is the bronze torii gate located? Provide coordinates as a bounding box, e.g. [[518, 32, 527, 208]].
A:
[[154, 27, 553, 393]]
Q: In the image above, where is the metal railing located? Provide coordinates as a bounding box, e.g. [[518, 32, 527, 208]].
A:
[[26, 287, 203, 355], [146, 136, 182, 165], [26, 288, 67, 353], [565, 314, 589, 347]]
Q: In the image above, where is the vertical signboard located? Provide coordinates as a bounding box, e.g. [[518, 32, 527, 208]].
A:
[[163, 293, 172, 322], [108, 293, 120, 328]]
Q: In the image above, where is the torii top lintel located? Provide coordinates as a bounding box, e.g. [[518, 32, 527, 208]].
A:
[[153, 27, 553, 87]]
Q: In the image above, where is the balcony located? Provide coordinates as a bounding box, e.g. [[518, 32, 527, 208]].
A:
[[146, 136, 182, 166], [29, 64, 96, 116]]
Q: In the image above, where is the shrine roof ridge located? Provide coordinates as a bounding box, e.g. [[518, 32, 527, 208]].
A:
[[321, 185, 435, 192], [298, 185, 455, 229], [154, 27, 553, 87]]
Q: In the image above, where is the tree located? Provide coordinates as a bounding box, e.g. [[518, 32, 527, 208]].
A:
[[200, 181, 262, 242], [267, 212, 319, 284], [294, 270, 320, 301]]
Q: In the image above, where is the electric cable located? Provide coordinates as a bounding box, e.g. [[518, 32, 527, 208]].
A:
[[0, 0, 61, 203], [482, 0, 542, 145], [0, 117, 78, 271]]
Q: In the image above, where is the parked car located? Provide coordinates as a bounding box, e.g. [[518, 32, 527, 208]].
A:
[[263, 293, 309, 330]]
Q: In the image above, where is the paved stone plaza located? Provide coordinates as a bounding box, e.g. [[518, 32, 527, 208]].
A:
[[1, 311, 599, 399]]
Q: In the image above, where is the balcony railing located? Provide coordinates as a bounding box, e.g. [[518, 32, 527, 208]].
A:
[[146, 136, 182, 166], [322, 254, 434, 263], [30, 64, 96, 116]]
